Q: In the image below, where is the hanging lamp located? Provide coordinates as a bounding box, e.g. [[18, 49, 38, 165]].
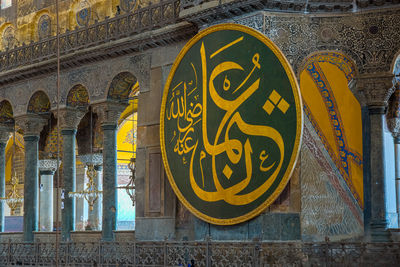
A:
[[0, 125, 23, 213]]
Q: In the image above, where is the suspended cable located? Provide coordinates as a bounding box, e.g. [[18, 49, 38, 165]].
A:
[[55, 0, 61, 264]]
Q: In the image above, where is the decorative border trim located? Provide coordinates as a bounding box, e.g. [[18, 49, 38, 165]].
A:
[[304, 60, 362, 207]]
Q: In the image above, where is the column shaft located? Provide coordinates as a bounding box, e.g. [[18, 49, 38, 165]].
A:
[[369, 108, 390, 241], [0, 142, 6, 232], [88, 165, 102, 230], [102, 125, 117, 240], [395, 138, 400, 228], [23, 135, 39, 241], [39, 170, 54, 231], [61, 129, 77, 241], [75, 165, 86, 230]]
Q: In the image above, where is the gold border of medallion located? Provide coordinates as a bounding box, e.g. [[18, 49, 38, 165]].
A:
[[160, 23, 303, 225]]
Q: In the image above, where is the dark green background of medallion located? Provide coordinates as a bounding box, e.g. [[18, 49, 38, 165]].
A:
[[163, 28, 299, 220]]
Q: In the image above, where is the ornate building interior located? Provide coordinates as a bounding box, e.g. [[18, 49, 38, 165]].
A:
[[0, 0, 398, 265]]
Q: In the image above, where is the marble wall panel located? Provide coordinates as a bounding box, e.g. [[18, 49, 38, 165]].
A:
[[301, 118, 363, 241]]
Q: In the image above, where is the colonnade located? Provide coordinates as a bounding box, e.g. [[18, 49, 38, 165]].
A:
[[0, 101, 127, 241]]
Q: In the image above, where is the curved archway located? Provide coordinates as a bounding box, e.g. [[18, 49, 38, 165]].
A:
[[113, 74, 139, 230], [66, 84, 90, 108], [0, 100, 14, 123], [298, 51, 357, 82], [300, 51, 363, 207], [27, 91, 51, 114], [107, 72, 137, 102]]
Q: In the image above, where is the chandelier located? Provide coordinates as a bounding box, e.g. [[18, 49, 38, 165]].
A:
[[69, 162, 102, 211], [0, 130, 23, 213], [68, 108, 102, 210], [117, 157, 136, 207], [0, 171, 23, 213]]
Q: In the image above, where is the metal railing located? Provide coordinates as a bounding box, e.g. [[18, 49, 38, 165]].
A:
[[0, 240, 399, 266], [0, 0, 180, 72]]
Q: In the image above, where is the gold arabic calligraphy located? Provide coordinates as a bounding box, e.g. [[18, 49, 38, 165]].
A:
[[167, 37, 285, 206]]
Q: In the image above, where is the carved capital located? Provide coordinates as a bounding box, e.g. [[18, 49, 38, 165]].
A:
[[0, 124, 13, 143], [15, 114, 47, 136], [79, 153, 103, 166], [39, 159, 61, 172], [352, 73, 396, 108], [93, 101, 128, 126], [54, 107, 86, 130]]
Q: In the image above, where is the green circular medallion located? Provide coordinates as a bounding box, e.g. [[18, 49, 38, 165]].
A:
[[160, 23, 302, 225]]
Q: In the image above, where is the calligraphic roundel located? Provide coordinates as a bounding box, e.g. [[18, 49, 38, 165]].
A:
[[160, 24, 303, 225]]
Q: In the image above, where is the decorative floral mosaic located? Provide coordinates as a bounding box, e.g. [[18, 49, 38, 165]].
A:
[[107, 72, 137, 101], [0, 100, 13, 123], [67, 84, 89, 108], [27, 91, 50, 114]]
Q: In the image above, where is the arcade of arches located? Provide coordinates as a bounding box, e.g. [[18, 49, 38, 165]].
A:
[[0, 0, 399, 246]]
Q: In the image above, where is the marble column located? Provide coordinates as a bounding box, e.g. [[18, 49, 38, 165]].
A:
[[79, 153, 103, 230], [16, 114, 47, 242], [94, 102, 127, 241], [394, 137, 400, 228], [0, 126, 11, 232], [355, 73, 396, 242], [39, 159, 59, 231], [55, 107, 86, 241], [386, 82, 400, 228], [93, 165, 103, 230]]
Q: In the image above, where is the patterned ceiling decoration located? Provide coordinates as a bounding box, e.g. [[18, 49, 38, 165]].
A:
[[300, 52, 363, 207], [27, 91, 51, 114], [107, 72, 137, 101], [0, 100, 13, 123], [66, 84, 90, 108], [38, 14, 51, 40]]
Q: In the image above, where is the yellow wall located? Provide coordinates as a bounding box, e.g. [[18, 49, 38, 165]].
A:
[[300, 52, 363, 207]]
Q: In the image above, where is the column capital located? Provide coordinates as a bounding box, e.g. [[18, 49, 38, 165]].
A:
[[53, 107, 86, 131], [93, 101, 128, 127], [15, 114, 47, 136], [0, 124, 13, 143], [351, 72, 396, 108], [78, 153, 103, 166], [39, 159, 60, 173]]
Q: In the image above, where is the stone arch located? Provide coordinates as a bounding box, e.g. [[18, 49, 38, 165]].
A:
[[0, 100, 14, 123], [107, 72, 138, 102], [299, 51, 364, 208], [66, 84, 90, 108], [27, 91, 51, 114], [297, 51, 358, 82]]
